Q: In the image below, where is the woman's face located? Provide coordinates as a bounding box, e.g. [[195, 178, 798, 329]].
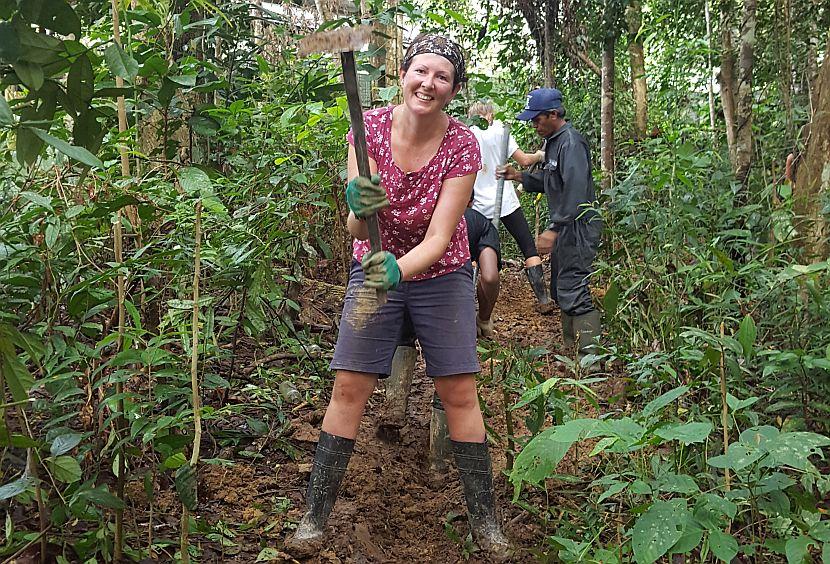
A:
[[399, 53, 461, 116]]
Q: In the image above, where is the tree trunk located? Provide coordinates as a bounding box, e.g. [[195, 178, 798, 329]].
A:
[[718, 1, 738, 169], [704, 0, 718, 142], [734, 0, 756, 185], [793, 37, 830, 260], [775, 0, 793, 137], [544, 0, 558, 86], [600, 34, 615, 188], [626, 0, 647, 140]]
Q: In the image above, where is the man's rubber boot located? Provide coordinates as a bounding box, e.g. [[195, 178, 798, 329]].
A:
[[573, 310, 602, 373], [561, 313, 575, 352], [452, 440, 510, 561], [285, 431, 354, 557], [525, 264, 553, 313]]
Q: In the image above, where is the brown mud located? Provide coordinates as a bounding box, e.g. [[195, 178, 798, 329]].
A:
[[125, 266, 581, 563]]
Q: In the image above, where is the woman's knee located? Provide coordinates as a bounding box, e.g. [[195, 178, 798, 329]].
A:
[[435, 375, 479, 411], [331, 371, 376, 407]]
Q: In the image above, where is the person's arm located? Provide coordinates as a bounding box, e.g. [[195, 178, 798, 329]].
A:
[[510, 147, 545, 168], [497, 164, 545, 193], [395, 173, 475, 280], [345, 143, 380, 240]]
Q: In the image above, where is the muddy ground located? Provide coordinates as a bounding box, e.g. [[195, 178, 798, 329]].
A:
[[124, 264, 599, 563]]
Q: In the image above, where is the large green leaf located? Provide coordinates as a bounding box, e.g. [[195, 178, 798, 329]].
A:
[[13, 60, 44, 90], [28, 127, 103, 168], [709, 529, 738, 562], [31, 0, 81, 37], [104, 43, 138, 81], [0, 332, 35, 402], [79, 484, 125, 509], [0, 95, 13, 126], [708, 443, 764, 471], [0, 475, 35, 501], [509, 419, 598, 498], [178, 166, 213, 197], [736, 314, 756, 359], [642, 385, 689, 419], [175, 462, 198, 510], [655, 421, 713, 445], [0, 21, 21, 62], [631, 499, 690, 563], [66, 54, 94, 113], [50, 432, 83, 456], [45, 455, 82, 483], [785, 535, 813, 564]]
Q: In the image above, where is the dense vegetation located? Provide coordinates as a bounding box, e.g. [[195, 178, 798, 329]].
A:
[[1, 0, 829, 561]]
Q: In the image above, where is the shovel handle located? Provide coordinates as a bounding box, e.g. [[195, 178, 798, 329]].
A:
[[341, 51, 387, 305]]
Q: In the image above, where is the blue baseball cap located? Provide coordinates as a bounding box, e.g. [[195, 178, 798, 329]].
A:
[[516, 88, 564, 121]]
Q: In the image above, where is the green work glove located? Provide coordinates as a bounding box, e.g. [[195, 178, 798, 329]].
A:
[[346, 175, 389, 219], [361, 251, 402, 291]]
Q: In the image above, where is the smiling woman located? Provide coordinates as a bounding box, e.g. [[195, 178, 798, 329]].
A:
[[285, 34, 511, 560]]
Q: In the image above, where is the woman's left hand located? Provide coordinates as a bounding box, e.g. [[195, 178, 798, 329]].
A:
[[361, 251, 402, 290]]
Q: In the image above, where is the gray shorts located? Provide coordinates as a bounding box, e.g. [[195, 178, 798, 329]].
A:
[[330, 261, 480, 378]]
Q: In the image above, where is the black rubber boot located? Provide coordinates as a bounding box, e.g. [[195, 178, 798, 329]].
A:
[[285, 431, 354, 557], [525, 264, 552, 311], [573, 310, 602, 372], [452, 440, 510, 560], [561, 312, 575, 351]]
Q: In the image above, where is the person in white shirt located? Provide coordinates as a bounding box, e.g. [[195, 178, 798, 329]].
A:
[[468, 101, 551, 307]]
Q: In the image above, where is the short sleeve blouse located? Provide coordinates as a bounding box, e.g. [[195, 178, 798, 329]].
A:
[[347, 105, 482, 280]]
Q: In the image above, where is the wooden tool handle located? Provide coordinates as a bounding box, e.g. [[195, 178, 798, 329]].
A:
[[341, 51, 387, 305]]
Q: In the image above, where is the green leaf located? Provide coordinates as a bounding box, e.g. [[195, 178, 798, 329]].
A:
[[709, 529, 739, 562], [603, 279, 620, 318], [377, 85, 399, 102], [79, 484, 125, 509], [13, 60, 44, 90], [168, 74, 197, 87], [178, 166, 213, 197], [188, 115, 219, 137], [596, 480, 628, 503], [0, 95, 13, 126], [175, 462, 198, 510], [0, 21, 21, 62], [0, 474, 35, 501], [104, 43, 138, 80], [808, 521, 830, 542], [31, 0, 81, 37], [28, 127, 103, 168], [726, 392, 759, 412], [50, 432, 83, 456], [823, 542, 830, 564], [256, 547, 283, 562], [785, 535, 813, 564], [67, 54, 94, 111], [20, 191, 53, 210], [509, 419, 598, 498], [655, 421, 713, 445], [642, 385, 689, 419], [656, 473, 700, 494], [631, 499, 690, 563], [736, 315, 757, 359], [708, 443, 764, 471], [45, 455, 82, 483], [0, 334, 35, 402]]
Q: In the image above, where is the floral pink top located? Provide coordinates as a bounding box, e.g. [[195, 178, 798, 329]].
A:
[[347, 106, 482, 280]]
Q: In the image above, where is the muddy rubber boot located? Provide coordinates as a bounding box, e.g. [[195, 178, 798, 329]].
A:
[[285, 431, 354, 557], [452, 440, 511, 561], [525, 264, 553, 313], [573, 310, 602, 373], [561, 312, 575, 352], [429, 394, 452, 478]]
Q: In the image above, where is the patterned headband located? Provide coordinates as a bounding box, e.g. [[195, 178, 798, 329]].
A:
[[402, 33, 467, 84]]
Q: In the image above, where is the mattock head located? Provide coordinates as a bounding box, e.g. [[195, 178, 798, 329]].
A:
[[298, 25, 373, 57]]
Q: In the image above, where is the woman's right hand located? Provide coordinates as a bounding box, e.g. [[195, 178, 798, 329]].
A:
[[346, 175, 389, 219]]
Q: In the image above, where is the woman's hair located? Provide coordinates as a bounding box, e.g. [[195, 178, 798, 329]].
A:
[[401, 33, 467, 87], [468, 101, 493, 119]]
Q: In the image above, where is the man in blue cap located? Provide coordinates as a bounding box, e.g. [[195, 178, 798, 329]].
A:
[[498, 88, 603, 367]]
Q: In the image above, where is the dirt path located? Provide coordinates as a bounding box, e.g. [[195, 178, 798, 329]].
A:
[[128, 266, 564, 562]]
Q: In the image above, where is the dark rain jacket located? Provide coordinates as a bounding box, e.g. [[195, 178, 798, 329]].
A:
[[520, 122, 599, 230]]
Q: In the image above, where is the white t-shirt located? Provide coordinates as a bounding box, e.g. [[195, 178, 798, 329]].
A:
[[470, 120, 521, 219]]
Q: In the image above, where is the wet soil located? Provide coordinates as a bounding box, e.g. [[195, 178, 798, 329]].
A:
[[125, 264, 576, 563]]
